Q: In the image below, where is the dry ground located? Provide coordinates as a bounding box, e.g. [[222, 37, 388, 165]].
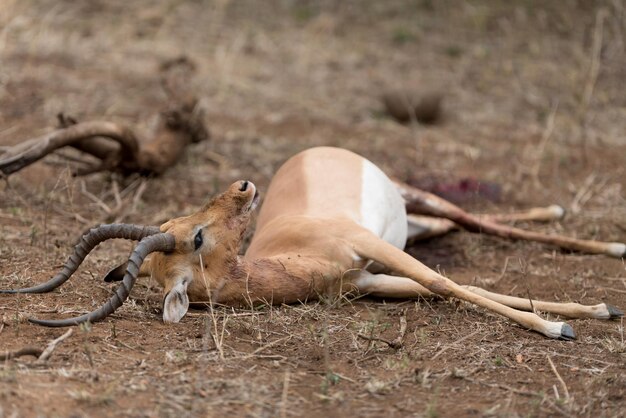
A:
[[1, 1, 625, 417]]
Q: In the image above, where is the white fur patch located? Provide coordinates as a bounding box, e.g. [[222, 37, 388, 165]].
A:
[[360, 160, 407, 249], [591, 303, 611, 319]]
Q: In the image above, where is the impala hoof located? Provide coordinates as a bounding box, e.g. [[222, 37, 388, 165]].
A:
[[559, 323, 576, 341], [548, 204, 566, 219], [606, 243, 626, 258], [606, 304, 624, 319]]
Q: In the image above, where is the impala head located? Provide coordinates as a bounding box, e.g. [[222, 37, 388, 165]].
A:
[[156, 180, 260, 323], [2, 180, 260, 327]]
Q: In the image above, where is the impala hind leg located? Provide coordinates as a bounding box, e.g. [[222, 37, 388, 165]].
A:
[[352, 270, 622, 320], [406, 204, 566, 242], [395, 181, 625, 258], [396, 180, 565, 224]]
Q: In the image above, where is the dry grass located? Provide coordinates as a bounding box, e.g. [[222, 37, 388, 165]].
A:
[[1, 0, 625, 417]]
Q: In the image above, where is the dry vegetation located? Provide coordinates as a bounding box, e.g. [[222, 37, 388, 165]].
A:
[[1, 0, 625, 417]]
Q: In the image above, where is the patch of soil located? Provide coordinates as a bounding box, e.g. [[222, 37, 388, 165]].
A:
[[1, 1, 625, 417]]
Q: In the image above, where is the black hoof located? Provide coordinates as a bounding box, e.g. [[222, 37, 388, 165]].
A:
[[559, 323, 576, 341], [606, 304, 624, 319]]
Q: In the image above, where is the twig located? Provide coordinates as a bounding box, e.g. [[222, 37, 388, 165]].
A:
[[227, 336, 291, 361], [357, 309, 408, 350], [496, 256, 510, 282], [0, 347, 43, 361], [526, 289, 536, 314], [431, 329, 481, 360], [389, 311, 408, 348], [531, 101, 558, 185], [199, 254, 226, 360], [35, 328, 74, 363], [579, 9, 606, 120], [80, 180, 111, 214], [460, 376, 541, 397], [368, 310, 408, 350], [546, 355, 570, 401], [603, 287, 626, 294], [112, 179, 122, 210], [280, 370, 290, 418], [570, 173, 597, 214], [357, 333, 400, 349], [205, 150, 230, 167], [250, 336, 291, 357], [109, 178, 148, 223], [185, 310, 267, 317], [127, 179, 148, 217]]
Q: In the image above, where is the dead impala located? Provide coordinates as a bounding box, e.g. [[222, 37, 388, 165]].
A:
[[2, 147, 623, 339]]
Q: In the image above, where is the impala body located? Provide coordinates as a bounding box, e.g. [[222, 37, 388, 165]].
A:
[[147, 147, 621, 338], [5, 146, 623, 338]]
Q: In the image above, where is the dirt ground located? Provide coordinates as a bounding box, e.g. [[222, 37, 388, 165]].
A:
[[1, 1, 625, 417]]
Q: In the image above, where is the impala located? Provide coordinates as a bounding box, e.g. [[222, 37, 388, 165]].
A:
[[3, 147, 623, 339]]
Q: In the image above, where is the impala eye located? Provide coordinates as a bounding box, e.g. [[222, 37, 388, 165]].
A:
[[194, 230, 203, 250]]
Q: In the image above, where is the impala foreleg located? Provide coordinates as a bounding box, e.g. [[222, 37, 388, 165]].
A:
[[353, 230, 580, 339]]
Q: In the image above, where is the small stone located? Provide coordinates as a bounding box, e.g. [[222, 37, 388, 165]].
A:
[[382, 90, 443, 124]]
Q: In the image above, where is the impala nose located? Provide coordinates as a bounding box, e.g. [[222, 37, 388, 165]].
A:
[[239, 181, 249, 192]]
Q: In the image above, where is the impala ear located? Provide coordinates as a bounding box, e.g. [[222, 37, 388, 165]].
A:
[[163, 279, 190, 323]]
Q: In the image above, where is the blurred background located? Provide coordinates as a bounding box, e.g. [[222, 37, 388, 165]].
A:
[[2, 2, 624, 171]]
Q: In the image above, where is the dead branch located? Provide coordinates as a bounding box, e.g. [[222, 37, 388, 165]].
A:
[[0, 122, 139, 176], [0, 325, 72, 362], [0, 101, 208, 177], [357, 332, 403, 349], [389, 311, 408, 348], [0, 57, 209, 177], [547, 355, 571, 402], [0, 347, 43, 361]]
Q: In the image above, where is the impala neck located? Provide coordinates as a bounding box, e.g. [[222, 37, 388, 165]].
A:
[[214, 255, 332, 306]]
